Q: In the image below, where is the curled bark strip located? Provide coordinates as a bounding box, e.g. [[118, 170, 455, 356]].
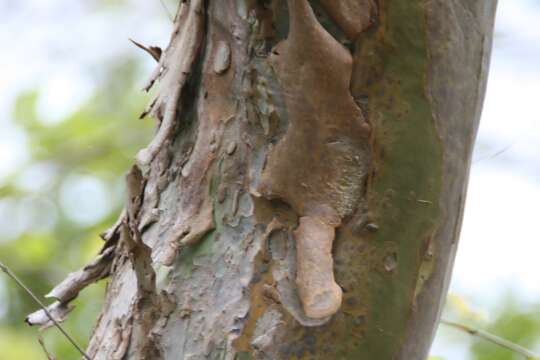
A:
[[268, 229, 331, 327], [257, 0, 371, 319], [124, 167, 156, 295], [319, 0, 377, 40], [160, 198, 215, 266], [295, 216, 342, 318], [46, 246, 115, 303], [118, 218, 161, 356], [261, 218, 284, 258], [26, 301, 74, 330], [100, 209, 126, 243], [136, 0, 205, 169], [111, 317, 133, 360], [126, 165, 146, 221], [178, 205, 214, 247], [121, 222, 156, 297], [141, 3, 189, 93]]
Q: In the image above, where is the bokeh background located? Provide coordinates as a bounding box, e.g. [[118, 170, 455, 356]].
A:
[[0, 0, 538, 359]]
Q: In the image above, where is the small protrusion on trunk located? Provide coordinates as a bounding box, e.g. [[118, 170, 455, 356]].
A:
[[129, 38, 162, 62], [294, 216, 342, 319], [213, 40, 231, 75]]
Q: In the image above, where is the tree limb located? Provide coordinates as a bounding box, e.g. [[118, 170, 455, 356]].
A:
[[0, 260, 91, 360]]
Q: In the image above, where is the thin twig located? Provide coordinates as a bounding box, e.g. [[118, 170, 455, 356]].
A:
[[441, 318, 540, 359], [473, 143, 515, 164], [38, 334, 57, 360], [159, 0, 173, 21], [0, 260, 91, 360]]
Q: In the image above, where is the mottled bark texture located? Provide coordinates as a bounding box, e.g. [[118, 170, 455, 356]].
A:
[[30, 0, 497, 359]]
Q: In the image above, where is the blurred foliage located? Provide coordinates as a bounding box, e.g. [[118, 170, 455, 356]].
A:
[[0, 55, 153, 359], [430, 294, 540, 360], [469, 298, 540, 360]]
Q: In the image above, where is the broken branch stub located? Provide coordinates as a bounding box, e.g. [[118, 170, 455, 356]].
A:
[[129, 38, 162, 62], [136, 0, 205, 170], [295, 216, 342, 319], [25, 301, 74, 330]]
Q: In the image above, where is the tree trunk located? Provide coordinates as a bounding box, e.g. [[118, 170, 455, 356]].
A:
[[42, 0, 498, 359]]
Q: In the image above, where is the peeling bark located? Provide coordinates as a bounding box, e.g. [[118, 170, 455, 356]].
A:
[[46, 246, 114, 303], [30, 0, 497, 358], [160, 197, 215, 266], [136, 0, 205, 169], [256, 0, 371, 319]]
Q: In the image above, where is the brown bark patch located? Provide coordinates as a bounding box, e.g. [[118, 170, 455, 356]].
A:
[[257, 0, 371, 319]]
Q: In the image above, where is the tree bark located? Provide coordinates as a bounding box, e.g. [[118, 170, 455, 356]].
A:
[[36, 0, 498, 359]]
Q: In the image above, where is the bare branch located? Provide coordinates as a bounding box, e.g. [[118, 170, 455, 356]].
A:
[[159, 0, 173, 21], [38, 334, 57, 360], [441, 318, 540, 359], [0, 260, 91, 360], [46, 246, 114, 302]]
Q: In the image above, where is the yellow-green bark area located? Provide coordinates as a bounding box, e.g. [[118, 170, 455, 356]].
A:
[[350, 1, 442, 358], [286, 1, 444, 358]]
